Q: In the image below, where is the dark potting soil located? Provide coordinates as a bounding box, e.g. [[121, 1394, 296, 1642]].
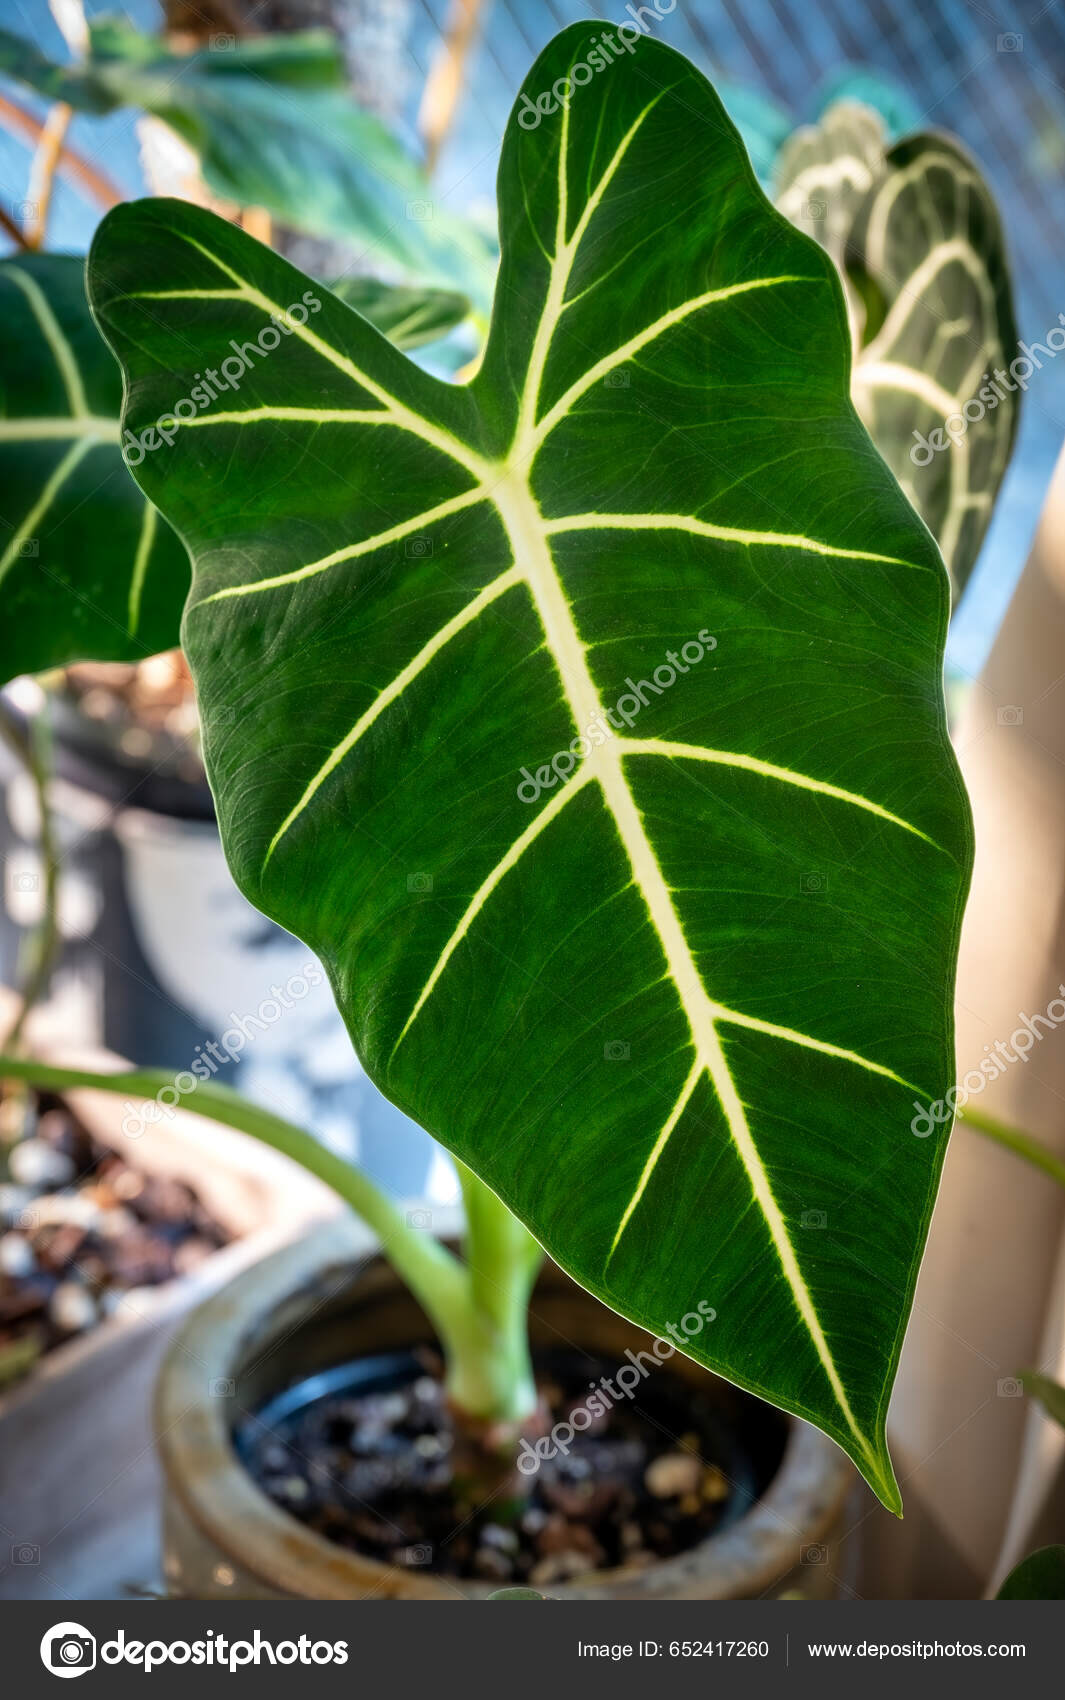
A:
[[237, 1348, 775, 1585], [0, 1089, 231, 1387]]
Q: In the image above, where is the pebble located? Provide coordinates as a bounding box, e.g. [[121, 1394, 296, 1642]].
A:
[[480, 1523, 520, 1555], [701, 1466, 730, 1503], [32, 1194, 103, 1231], [529, 1551, 592, 1587], [9, 1139, 76, 1191], [93, 1206, 138, 1241], [49, 1281, 98, 1333], [472, 1546, 513, 1581], [645, 1452, 703, 1498], [0, 1233, 36, 1278]]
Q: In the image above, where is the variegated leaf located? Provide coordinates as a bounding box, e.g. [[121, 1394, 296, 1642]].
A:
[[89, 24, 972, 1509]]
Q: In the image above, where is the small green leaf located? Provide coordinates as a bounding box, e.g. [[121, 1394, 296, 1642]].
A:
[[0, 25, 118, 113], [778, 113, 1018, 600], [812, 70, 923, 143], [846, 134, 1019, 599], [1021, 1371, 1065, 1430], [775, 101, 887, 286], [328, 280, 470, 351], [89, 23, 972, 1511], [996, 1546, 1065, 1600]]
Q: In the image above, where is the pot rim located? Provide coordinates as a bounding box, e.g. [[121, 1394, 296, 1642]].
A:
[[156, 1217, 855, 1600]]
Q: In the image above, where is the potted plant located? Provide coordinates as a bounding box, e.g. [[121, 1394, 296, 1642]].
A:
[[1, 20, 983, 1598]]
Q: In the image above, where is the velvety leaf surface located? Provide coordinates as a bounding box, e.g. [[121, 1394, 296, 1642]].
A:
[[89, 24, 972, 1508]]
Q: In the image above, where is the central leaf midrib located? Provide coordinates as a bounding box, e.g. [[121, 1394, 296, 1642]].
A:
[[489, 467, 873, 1465]]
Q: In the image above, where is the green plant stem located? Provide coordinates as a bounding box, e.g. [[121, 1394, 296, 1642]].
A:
[[453, 1159, 542, 1423], [0, 709, 60, 1052], [959, 1105, 1065, 1190], [0, 1053, 542, 1425]]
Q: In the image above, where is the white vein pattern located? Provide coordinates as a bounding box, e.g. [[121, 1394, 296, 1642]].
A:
[[161, 97, 951, 1479]]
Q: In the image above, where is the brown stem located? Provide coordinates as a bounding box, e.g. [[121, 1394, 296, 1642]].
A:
[[418, 0, 484, 176], [0, 201, 30, 250], [0, 92, 123, 211], [24, 102, 73, 249]]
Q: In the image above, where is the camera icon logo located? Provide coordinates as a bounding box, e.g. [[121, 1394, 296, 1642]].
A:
[[604, 368, 630, 388], [603, 1040, 630, 1061], [40, 1622, 96, 1678]]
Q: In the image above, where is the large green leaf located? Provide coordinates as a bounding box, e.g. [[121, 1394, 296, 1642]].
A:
[[89, 24, 972, 1509], [845, 135, 1019, 599], [0, 253, 188, 676], [0, 255, 469, 681], [0, 18, 493, 300]]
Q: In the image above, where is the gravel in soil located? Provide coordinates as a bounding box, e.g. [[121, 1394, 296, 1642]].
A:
[[238, 1348, 760, 1585], [0, 1089, 231, 1385]]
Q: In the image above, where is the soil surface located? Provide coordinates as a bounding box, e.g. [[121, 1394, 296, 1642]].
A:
[[238, 1348, 765, 1586], [0, 1088, 231, 1387]]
